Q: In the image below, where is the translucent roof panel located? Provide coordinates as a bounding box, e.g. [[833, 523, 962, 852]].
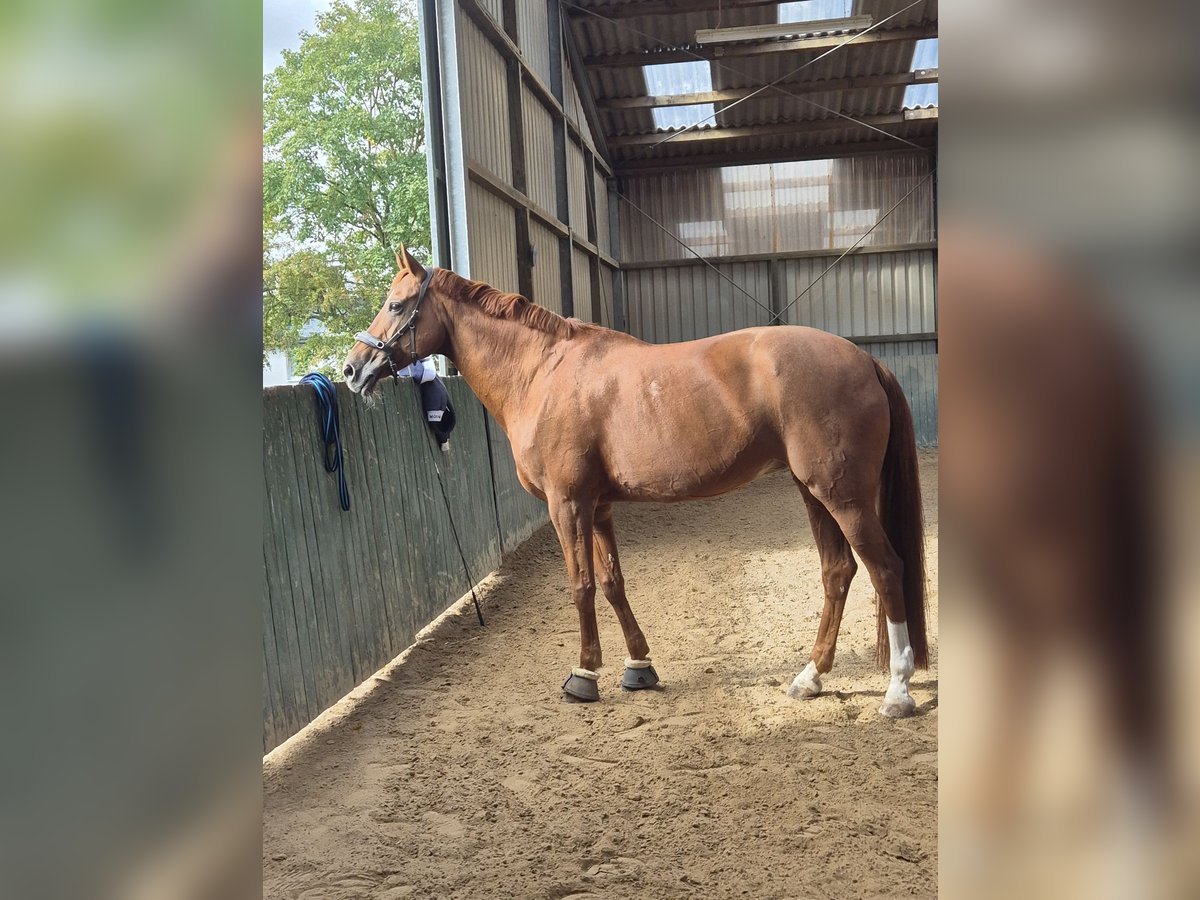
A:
[[652, 103, 718, 131], [903, 83, 938, 109], [644, 60, 712, 96], [777, 1, 852, 23], [911, 38, 938, 70], [904, 39, 939, 108], [644, 61, 716, 132]]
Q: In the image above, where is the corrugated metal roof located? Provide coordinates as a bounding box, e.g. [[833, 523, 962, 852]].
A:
[[566, 0, 938, 165]]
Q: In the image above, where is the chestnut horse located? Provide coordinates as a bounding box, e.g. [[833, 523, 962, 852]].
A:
[[343, 247, 928, 717]]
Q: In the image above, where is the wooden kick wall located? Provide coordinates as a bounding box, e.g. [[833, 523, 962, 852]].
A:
[[262, 378, 547, 752]]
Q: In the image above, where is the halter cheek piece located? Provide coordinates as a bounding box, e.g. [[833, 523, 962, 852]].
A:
[[354, 266, 436, 377]]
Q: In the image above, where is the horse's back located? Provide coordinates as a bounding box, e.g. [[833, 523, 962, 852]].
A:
[[526, 325, 888, 502], [619, 325, 884, 420]]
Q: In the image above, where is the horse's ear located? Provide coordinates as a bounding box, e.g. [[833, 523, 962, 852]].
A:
[[394, 244, 408, 272], [400, 244, 426, 280]]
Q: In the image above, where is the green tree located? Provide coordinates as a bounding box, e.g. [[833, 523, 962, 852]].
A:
[[263, 0, 428, 377]]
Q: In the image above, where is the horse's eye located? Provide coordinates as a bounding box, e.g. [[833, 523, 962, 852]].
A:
[[389, 302, 402, 313]]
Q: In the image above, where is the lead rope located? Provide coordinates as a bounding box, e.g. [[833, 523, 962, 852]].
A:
[[402, 372, 486, 627], [299, 373, 351, 511]]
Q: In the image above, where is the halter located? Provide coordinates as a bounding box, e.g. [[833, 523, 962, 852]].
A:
[[353, 266, 436, 376]]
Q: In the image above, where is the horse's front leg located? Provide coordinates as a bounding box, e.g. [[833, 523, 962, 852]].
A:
[[548, 493, 602, 702], [593, 505, 659, 691]]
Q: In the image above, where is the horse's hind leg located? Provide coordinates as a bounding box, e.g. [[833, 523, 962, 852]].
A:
[[820, 497, 916, 718], [593, 505, 658, 690], [788, 481, 858, 700]]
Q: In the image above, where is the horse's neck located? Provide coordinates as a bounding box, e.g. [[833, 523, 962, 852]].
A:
[[441, 301, 556, 431]]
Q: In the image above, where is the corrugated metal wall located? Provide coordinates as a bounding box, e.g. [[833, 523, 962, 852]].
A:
[[523, 87, 557, 214], [567, 142, 588, 235], [563, 56, 593, 147], [623, 249, 937, 446], [619, 151, 934, 262], [450, 1, 611, 320], [529, 221, 562, 313], [625, 260, 774, 343], [457, 12, 511, 184], [617, 149, 937, 445], [466, 182, 519, 293], [593, 167, 610, 255], [474, 0, 502, 28], [598, 262, 617, 328], [515, 1, 551, 86], [776, 248, 937, 336], [572, 247, 592, 323], [623, 252, 936, 338]]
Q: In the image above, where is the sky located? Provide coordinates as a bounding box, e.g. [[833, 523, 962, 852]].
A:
[[263, 0, 332, 74], [263, 0, 333, 384]]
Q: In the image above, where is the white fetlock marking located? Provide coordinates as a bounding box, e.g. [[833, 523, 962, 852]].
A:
[[624, 658, 652, 669], [788, 661, 822, 698], [883, 619, 916, 712], [570, 667, 599, 680]]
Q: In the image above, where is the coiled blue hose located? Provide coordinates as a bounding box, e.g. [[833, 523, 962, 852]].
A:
[[299, 373, 350, 511]]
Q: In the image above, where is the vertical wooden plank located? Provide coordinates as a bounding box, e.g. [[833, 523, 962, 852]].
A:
[[268, 394, 326, 727], [279, 393, 337, 710], [292, 382, 366, 691], [352, 393, 412, 655], [262, 395, 318, 729], [262, 620, 278, 752], [368, 380, 424, 652], [281, 391, 357, 717], [339, 385, 402, 674], [393, 379, 456, 625], [329, 385, 389, 685], [287, 389, 358, 709], [261, 523, 291, 751], [264, 471, 307, 747]]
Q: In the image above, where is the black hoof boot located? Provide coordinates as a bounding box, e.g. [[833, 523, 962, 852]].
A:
[[562, 668, 600, 702], [621, 658, 660, 691]]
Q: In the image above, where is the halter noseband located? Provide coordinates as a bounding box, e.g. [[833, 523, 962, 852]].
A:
[[354, 266, 436, 376]]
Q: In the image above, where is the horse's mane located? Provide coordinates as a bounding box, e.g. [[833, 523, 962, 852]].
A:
[[435, 269, 597, 339]]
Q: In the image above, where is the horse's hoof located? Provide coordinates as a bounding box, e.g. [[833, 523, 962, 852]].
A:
[[879, 694, 916, 718], [787, 662, 822, 700], [620, 658, 659, 691], [563, 668, 600, 702]]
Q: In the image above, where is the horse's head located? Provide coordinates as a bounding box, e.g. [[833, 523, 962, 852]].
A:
[[342, 244, 447, 396]]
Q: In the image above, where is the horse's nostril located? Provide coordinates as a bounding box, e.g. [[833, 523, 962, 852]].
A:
[[343, 363, 355, 378]]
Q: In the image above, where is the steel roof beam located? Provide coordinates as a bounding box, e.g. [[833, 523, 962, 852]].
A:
[[583, 23, 936, 67], [598, 69, 938, 110], [613, 138, 937, 172], [568, 0, 792, 18], [609, 110, 937, 148]]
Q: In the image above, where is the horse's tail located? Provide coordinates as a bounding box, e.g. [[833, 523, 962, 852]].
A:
[[871, 358, 929, 669]]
